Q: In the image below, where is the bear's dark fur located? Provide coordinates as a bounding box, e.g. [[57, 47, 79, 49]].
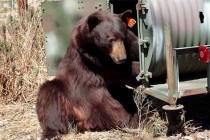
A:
[[36, 10, 139, 140]]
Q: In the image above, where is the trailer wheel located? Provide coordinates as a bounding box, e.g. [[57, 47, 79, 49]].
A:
[[162, 104, 185, 136]]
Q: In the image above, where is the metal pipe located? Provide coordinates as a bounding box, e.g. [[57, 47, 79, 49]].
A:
[[164, 23, 178, 104]]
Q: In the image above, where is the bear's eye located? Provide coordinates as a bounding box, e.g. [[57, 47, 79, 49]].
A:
[[108, 37, 116, 42]]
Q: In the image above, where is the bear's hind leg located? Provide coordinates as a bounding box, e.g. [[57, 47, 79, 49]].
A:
[[36, 79, 73, 140], [42, 127, 61, 140]]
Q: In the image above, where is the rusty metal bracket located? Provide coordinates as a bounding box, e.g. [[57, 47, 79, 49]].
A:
[[136, 2, 151, 87]]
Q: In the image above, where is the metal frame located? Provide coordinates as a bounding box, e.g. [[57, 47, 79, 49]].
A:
[[136, 1, 151, 87], [136, 1, 209, 105], [163, 23, 179, 104], [174, 46, 209, 97]]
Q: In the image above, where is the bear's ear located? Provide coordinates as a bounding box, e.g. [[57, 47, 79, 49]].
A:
[[118, 10, 132, 23], [87, 15, 101, 32]]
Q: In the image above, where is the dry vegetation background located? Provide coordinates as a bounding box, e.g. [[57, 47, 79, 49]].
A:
[[0, 4, 46, 104], [0, 1, 209, 140], [0, 1, 46, 139]]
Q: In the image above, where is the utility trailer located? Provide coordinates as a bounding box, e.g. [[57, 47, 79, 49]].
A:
[[134, 0, 210, 106], [41, 0, 210, 131]]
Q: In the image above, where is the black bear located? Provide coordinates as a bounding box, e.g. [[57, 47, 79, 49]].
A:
[[36, 10, 139, 140]]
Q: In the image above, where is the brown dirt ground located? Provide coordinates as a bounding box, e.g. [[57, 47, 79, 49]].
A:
[[0, 102, 166, 140], [1, 101, 210, 140]]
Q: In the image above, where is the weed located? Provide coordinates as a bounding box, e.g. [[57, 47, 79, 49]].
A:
[[0, 6, 46, 104]]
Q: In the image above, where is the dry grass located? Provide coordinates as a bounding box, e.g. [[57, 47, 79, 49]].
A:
[[0, 6, 47, 104], [0, 103, 41, 139], [0, 101, 167, 140], [132, 86, 168, 137]]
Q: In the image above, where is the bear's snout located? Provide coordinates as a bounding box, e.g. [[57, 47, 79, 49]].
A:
[[110, 40, 127, 64], [117, 55, 127, 64]]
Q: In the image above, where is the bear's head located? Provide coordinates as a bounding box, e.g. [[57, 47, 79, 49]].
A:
[[87, 10, 132, 64]]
